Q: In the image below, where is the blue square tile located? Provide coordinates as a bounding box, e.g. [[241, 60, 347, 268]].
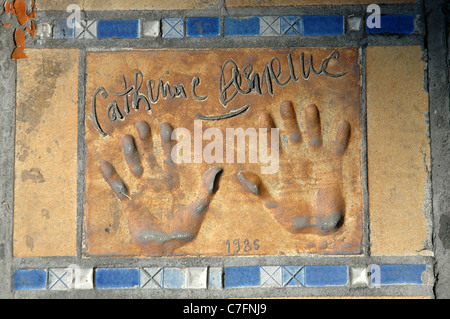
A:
[[186, 17, 220, 37], [366, 15, 416, 34], [224, 16, 260, 36], [208, 267, 223, 289], [301, 15, 344, 36], [280, 16, 302, 36], [378, 264, 426, 285], [53, 19, 74, 39], [12, 269, 47, 290], [97, 19, 140, 39], [281, 266, 305, 287], [95, 268, 139, 289], [224, 266, 260, 288], [162, 18, 184, 38], [163, 268, 185, 289], [304, 265, 348, 287]]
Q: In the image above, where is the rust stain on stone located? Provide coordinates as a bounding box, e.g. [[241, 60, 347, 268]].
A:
[[84, 48, 363, 257], [11, 28, 26, 60], [2, 0, 36, 59]]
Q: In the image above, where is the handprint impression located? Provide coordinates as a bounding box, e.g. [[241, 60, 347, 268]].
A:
[[237, 101, 351, 235], [99, 120, 222, 255]]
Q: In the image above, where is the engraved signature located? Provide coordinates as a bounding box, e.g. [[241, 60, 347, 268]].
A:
[[90, 50, 347, 137]]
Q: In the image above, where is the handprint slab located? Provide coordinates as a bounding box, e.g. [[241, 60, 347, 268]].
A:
[[84, 48, 363, 256]]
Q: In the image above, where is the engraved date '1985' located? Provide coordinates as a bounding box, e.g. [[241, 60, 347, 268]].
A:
[[225, 238, 260, 254]]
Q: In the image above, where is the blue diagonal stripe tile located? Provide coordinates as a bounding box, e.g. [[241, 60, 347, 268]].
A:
[[74, 20, 98, 39], [12, 269, 47, 290], [95, 268, 139, 289], [282, 266, 305, 287], [260, 16, 281, 36], [260, 266, 282, 287], [162, 18, 184, 38], [366, 14, 416, 34], [301, 15, 344, 36], [186, 17, 220, 37], [140, 267, 163, 289], [280, 16, 302, 36], [224, 16, 260, 36], [97, 19, 140, 39], [304, 265, 348, 287], [224, 266, 260, 288], [377, 264, 426, 285]]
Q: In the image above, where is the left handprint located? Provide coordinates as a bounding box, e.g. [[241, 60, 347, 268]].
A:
[[99, 120, 222, 255]]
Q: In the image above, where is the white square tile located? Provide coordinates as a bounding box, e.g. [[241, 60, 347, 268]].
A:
[[350, 267, 368, 287], [186, 267, 207, 289], [35, 23, 52, 39], [347, 17, 363, 31], [73, 268, 94, 289], [143, 20, 160, 37]]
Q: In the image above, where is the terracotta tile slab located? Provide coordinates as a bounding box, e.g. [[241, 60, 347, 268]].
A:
[[84, 48, 363, 257], [37, 0, 219, 11], [226, 0, 415, 6], [14, 49, 79, 257], [367, 46, 430, 256]]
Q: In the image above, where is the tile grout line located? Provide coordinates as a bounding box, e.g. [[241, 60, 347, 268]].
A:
[[0, 28, 17, 298], [11, 40, 17, 299], [425, 0, 450, 299], [76, 48, 87, 263], [360, 44, 370, 258], [11, 255, 434, 269], [25, 35, 425, 50], [12, 284, 433, 298]]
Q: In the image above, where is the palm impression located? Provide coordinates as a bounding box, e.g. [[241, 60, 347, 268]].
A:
[[99, 120, 222, 255], [237, 101, 351, 235]]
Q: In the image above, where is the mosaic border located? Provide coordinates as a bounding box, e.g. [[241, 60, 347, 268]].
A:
[[12, 264, 429, 291], [41, 14, 421, 40]]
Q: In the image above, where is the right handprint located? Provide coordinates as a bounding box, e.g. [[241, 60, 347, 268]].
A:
[[237, 101, 351, 235]]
